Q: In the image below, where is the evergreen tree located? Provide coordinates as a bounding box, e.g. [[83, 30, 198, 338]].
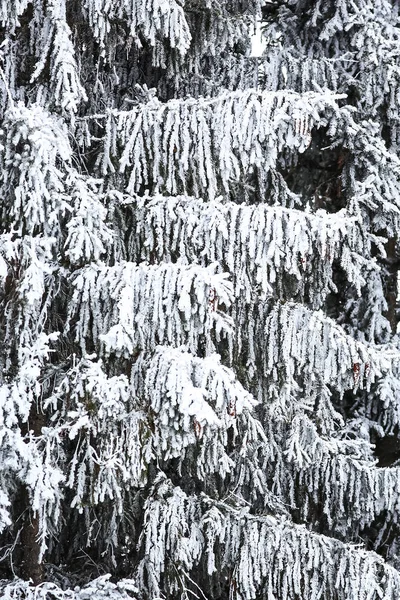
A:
[[1, 0, 400, 598]]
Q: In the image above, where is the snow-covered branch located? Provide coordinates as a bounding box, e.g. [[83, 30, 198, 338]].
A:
[[101, 89, 345, 199], [247, 301, 398, 395], [83, 0, 191, 55], [126, 194, 371, 302], [67, 262, 233, 355], [137, 477, 400, 600]]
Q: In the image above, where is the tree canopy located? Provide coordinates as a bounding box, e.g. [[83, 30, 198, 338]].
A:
[[1, 0, 400, 599]]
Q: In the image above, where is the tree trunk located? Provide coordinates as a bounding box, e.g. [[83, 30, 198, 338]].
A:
[[384, 237, 399, 334], [17, 408, 46, 584], [19, 489, 44, 585]]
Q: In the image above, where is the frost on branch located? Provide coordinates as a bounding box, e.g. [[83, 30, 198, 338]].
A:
[[0, 104, 74, 555], [0, 0, 30, 31], [126, 194, 371, 303], [240, 301, 397, 404], [137, 477, 400, 600], [262, 51, 340, 95], [0, 575, 138, 600], [0, 104, 111, 254], [264, 413, 400, 540], [17, 428, 64, 560], [261, 0, 400, 145], [29, 0, 87, 114], [0, 103, 111, 352], [63, 175, 113, 266], [67, 262, 233, 355], [48, 347, 268, 539], [365, 365, 400, 434], [346, 123, 400, 235], [150, 1, 260, 98], [51, 357, 149, 514], [132, 346, 262, 482], [0, 104, 72, 237], [1, 332, 59, 428], [341, 267, 391, 345], [82, 0, 191, 56], [101, 90, 345, 200], [0, 333, 63, 553], [0, 235, 55, 342]]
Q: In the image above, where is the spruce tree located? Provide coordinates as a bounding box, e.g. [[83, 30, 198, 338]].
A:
[[1, 0, 400, 598]]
